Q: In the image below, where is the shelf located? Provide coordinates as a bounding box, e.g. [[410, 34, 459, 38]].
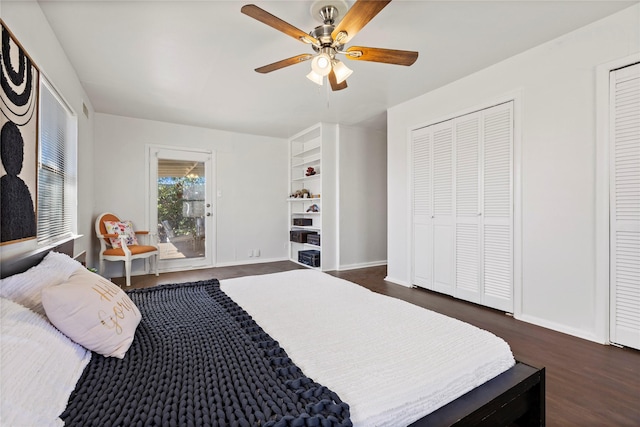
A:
[[287, 197, 321, 202], [290, 259, 321, 270], [292, 155, 321, 169], [290, 241, 321, 249], [291, 126, 321, 144], [292, 145, 320, 159], [291, 212, 320, 215], [292, 173, 320, 182], [290, 226, 321, 231]]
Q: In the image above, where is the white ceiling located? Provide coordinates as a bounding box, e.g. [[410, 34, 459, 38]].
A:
[[37, 0, 637, 138]]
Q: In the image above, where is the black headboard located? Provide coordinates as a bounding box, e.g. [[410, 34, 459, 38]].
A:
[[0, 238, 74, 279]]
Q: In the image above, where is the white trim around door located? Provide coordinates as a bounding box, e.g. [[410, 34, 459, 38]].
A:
[[595, 53, 640, 346], [146, 145, 216, 272]]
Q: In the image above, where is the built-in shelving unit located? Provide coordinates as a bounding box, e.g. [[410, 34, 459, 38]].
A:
[[288, 123, 337, 271]]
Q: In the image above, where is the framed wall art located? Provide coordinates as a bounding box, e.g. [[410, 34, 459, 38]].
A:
[[0, 20, 39, 245]]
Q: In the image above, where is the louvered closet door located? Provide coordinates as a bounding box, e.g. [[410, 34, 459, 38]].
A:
[[432, 121, 454, 295], [455, 112, 482, 304], [411, 102, 513, 311], [412, 127, 432, 288], [610, 63, 640, 350], [482, 103, 514, 312]]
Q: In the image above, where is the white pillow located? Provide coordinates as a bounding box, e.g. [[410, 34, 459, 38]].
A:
[[0, 297, 91, 427], [0, 251, 82, 316], [42, 268, 142, 359]]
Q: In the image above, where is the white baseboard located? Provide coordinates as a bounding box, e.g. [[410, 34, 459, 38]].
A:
[[337, 260, 387, 271], [516, 313, 605, 344]]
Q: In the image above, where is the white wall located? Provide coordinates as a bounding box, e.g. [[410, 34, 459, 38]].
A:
[[338, 125, 387, 269], [387, 4, 640, 342], [93, 113, 288, 277], [1, 1, 95, 261]]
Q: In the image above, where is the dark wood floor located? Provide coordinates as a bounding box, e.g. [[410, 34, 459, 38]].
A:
[[114, 262, 640, 426]]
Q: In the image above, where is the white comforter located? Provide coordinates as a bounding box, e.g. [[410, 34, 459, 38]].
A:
[[221, 270, 515, 427]]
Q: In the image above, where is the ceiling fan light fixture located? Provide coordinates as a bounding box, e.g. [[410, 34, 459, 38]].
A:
[[242, 2, 419, 92], [332, 60, 353, 84], [311, 52, 332, 76], [306, 70, 324, 86]]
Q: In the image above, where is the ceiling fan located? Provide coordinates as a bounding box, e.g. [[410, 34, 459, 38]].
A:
[[241, 0, 418, 91]]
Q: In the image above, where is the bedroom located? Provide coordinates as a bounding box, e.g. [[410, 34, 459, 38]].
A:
[[1, 0, 639, 425]]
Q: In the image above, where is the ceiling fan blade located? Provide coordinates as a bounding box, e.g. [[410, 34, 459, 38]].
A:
[[345, 46, 418, 66], [331, 0, 391, 45], [241, 4, 319, 45], [328, 70, 348, 91], [255, 54, 313, 74]]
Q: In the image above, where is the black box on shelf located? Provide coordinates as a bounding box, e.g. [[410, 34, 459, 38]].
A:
[[292, 218, 313, 226], [290, 230, 318, 243], [298, 250, 320, 267], [306, 234, 320, 246]]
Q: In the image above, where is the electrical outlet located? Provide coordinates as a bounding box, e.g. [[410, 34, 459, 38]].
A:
[[255, 249, 260, 257], [248, 250, 253, 257]]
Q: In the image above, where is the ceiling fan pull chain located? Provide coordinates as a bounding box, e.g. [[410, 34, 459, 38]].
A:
[[325, 80, 331, 109]]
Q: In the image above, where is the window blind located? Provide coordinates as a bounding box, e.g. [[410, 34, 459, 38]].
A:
[[37, 80, 76, 244]]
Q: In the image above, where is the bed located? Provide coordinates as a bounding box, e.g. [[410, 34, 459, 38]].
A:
[[0, 243, 544, 426]]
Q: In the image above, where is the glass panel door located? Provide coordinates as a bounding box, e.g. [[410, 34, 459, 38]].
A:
[[149, 147, 215, 271]]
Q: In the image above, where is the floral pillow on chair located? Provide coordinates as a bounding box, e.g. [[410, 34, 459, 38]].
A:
[[104, 220, 139, 248]]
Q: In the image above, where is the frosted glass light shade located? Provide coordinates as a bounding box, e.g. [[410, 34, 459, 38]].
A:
[[306, 70, 323, 85], [332, 60, 353, 84], [311, 53, 332, 76]]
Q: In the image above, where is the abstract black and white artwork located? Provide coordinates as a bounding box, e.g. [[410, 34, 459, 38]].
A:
[[0, 20, 39, 245]]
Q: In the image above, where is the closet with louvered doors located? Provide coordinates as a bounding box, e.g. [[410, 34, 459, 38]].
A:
[[609, 62, 640, 350], [412, 101, 514, 312]]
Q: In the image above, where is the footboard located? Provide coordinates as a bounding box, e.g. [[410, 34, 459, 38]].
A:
[[409, 362, 545, 426]]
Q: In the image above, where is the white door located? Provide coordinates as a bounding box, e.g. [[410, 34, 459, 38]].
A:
[[454, 112, 482, 304], [412, 127, 432, 288], [481, 103, 514, 312], [610, 63, 640, 350], [431, 122, 455, 295], [411, 102, 514, 313], [452, 103, 513, 312], [149, 146, 215, 272], [411, 121, 454, 294]]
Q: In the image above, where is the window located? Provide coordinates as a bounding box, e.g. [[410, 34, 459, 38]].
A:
[[37, 78, 77, 244]]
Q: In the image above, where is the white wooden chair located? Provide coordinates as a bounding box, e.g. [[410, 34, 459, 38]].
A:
[[95, 212, 159, 286]]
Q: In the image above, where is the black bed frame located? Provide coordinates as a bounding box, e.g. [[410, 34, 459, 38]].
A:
[[0, 237, 75, 279], [411, 362, 544, 426], [1, 242, 545, 426]]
